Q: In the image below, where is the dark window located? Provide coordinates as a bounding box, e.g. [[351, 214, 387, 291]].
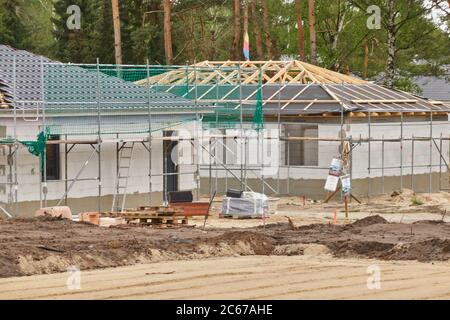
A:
[[44, 135, 60, 181], [284, 124, 319, 166]]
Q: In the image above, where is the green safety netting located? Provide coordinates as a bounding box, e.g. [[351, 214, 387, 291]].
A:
[[19, 130, 47, 171], [20, 131, 47, 157], [40, 63, 265, 136], [0, 132, 47, 172], [252, 71, 264, 131], [80, 65, 181, 83], [1, 131, 47, 157]]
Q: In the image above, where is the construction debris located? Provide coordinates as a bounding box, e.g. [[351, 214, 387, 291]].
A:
[[34, 206, 72, 220]]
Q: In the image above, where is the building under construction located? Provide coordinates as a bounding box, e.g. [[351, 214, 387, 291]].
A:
[[1, 46, 450, 217]]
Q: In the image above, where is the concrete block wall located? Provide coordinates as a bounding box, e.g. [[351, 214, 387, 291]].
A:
[[2, 117, 449, 214], [199, 120, 450, 197], [2, 118, 199, 209]]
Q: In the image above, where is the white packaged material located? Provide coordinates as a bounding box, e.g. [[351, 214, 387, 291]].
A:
[[222, 192, 270, 217]]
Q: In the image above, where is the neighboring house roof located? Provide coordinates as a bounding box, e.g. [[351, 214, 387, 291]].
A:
[[413, 76, 450, 102], [0, 45, 211, 113]]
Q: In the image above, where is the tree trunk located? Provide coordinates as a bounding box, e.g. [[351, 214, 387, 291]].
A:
[[386, 0, 396, 88], [447, 0, 450, 32], [250, 0, 264, 60], [111, 0, 122, 65], [308, 0, 317, 65], [231, 0, 241, 60], [295, 0, 305, 60], [163, 0, 173, 65], [363, 40, 369, 79], [260, 0, 273, 60], [199, 13, 208, 60]]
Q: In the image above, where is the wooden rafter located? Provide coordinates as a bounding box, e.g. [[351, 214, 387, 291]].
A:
[[136, 60, 367, 86]]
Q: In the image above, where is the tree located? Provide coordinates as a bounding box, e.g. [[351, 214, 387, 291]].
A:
[[349, 0, 449, 87], [52, 0, 101, 63], [111, 0, 122, 65], [295, 0, 305, 60], [163, 0, 173, 64], [260, 0, 273, 59], [3, 0, 449, 91], [250, 0, 264, 60], [308, 0, 317, 64], [386, 0, 396, 88], [0, 0, 29, 49], [231, 0, 241, 60]]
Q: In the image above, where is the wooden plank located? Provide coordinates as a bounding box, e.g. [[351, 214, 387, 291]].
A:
[[351, 99, 417, 104]]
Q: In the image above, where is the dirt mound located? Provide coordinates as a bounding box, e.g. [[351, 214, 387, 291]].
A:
[[389, 188, 421, 204], [351, 215, 388, 227], [413, 220, 445, 225], [208, 231, 274, 255], [2, 216, 450, 278], [383, 239, 450, 262], [327, 241, 395, 258]]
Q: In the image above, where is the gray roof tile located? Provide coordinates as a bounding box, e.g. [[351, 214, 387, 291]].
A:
[[0, 45, 210, 113]]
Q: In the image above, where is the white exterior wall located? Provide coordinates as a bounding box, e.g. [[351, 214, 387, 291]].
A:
[[2, 117, 449, 205], [0, 118, 198, 204], [279, 120, 450, 180], [197, 120, 450, 182], [323, 121, 450, 179]]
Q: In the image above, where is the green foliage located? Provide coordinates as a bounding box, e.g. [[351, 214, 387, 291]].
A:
[[393, 75, 423, 95], [0, 0, 449, 95], [0, 0, 29, 49], [411, 196, 424, 206]]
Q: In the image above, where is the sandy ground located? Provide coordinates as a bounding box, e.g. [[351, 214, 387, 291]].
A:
[[200, 189, 450, 229], [1, 254, 450, 300], [1, 190, 450, 300]]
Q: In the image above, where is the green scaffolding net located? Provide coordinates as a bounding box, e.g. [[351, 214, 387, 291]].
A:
[[40, 63, 264, 136], [20, 131, 47, 157], [252, 71, 264, 131], [20, 130, 47, 171], [0, 131, 48, 173]]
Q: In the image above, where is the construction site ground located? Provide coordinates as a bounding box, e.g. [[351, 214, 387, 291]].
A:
[[1, 189, 450, 299]]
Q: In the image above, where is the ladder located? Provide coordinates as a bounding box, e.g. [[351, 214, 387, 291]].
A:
[[111, 142, 135, 212]]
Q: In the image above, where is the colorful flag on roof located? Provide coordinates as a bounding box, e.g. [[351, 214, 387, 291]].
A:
[[243, 31, 250, 61]]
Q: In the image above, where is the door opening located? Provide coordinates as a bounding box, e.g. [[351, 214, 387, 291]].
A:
[[163, 131, 178, 203]]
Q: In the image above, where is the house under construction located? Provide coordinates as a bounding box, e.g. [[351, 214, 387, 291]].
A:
[[1, 46, 450, 217]]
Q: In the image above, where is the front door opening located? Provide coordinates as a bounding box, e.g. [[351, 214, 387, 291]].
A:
[[163, 131, 178, 203]]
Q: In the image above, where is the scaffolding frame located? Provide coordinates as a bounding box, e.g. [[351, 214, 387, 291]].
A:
[[1, 58, 450, 218]]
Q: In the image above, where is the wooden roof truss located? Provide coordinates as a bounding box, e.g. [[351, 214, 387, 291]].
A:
[[137, 60, 368, 86]]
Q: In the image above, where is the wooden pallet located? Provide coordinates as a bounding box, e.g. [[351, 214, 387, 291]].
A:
[[101, 210, 190, 227], [220, 214, 267, 220], [102, 206, 184, 218], [145, 216, 190, 228]]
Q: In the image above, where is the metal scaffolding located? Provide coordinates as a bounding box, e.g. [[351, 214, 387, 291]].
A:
[[1, 54, 450, 218]]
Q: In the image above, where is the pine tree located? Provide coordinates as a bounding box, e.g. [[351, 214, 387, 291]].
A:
[[0, 0, 29, 49], [52, 0, 102, 63]]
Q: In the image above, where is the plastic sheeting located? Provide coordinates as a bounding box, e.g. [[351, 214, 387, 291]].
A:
[[221, 192, 269, 217]]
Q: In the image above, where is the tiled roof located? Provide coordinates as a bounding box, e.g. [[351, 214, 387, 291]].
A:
[[0, 45, 211, 113], [414, 76, 450, 101]]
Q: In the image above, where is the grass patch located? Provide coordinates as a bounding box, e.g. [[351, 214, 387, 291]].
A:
[[411, 197, 424, 206]]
